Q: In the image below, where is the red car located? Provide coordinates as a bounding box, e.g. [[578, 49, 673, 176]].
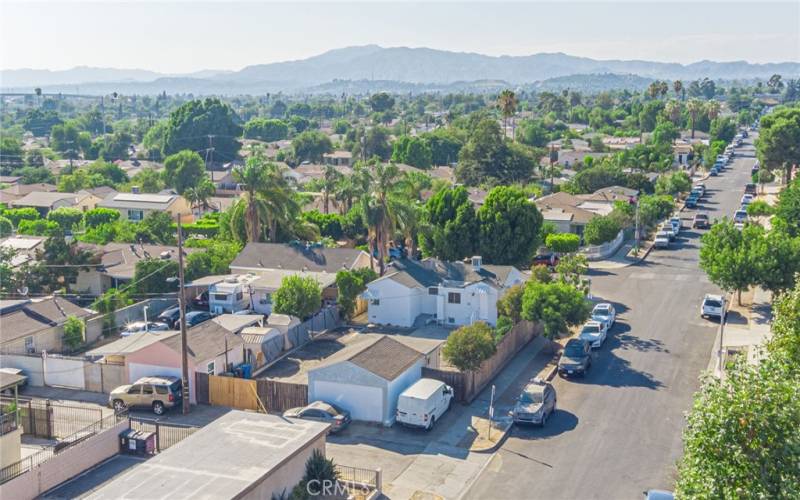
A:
[[532, 254, 559, 268]]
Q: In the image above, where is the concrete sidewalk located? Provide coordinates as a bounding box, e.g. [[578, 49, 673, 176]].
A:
[[384, 335, 556, 499], [708, 287, 773, 376]]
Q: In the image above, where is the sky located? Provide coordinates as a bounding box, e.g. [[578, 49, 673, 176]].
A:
[[1, 1, 799, 73]]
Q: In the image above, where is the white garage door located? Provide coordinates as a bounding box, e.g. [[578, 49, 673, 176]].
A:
[[311, 381, 383, 423], [128, 363, 181, 384]]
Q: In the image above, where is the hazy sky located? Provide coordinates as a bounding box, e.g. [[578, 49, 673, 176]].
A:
[[2, 1, 799, 72]]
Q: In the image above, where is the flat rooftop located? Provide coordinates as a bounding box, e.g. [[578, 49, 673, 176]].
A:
[[85, 411, 329, 500]]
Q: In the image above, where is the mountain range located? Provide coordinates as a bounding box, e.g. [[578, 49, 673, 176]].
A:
[[2, 45, 798, 95]]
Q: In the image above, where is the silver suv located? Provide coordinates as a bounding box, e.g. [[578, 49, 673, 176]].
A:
[[109, 376, 182, 415], [512, 379, 556, 426]]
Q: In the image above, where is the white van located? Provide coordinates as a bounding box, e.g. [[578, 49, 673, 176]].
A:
[[396, 378, 454, 430]]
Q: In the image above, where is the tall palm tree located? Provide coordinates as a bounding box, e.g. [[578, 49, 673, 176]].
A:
[[673, 80, 684, 101], [706, 100, 721, 122], [647, 81, 661, 100], [361, 163, 403, 275], [665, 100, 682, 126], [686, 99, 704, 139], [321, 165, 341, 214], [184, 176, 216, 215], [497, 89, 518, 140], [333, 175, 359, 215]]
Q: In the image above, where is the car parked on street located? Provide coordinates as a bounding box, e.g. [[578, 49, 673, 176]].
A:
[[693, 213, 710, 229], [659, 223, 676, 241], [709, 167, 719, 176], [121, 321, 170, 337], [511, 379, 556, 426], [701, 294, 726, 320], [109, 376, 182, 415], [654, 233, 670, 249], [558, 339, 592, 377], [740, 194, 754, 206], [685, 195, 698, 208], [670, 216, 682, 235], [532, 253, 559, 269], [283, 401, 351, 433], [733, 210, 748, 224], [579, 320, 607, 348], [185, 310, 212, 327], [744, 183, 757, 196], [591, 303, 617, 330]]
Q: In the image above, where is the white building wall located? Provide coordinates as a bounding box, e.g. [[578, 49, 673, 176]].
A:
[[385, 358, 424, 426], [366, 279, 418, 327]]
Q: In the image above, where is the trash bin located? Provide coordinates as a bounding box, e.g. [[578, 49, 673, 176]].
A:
[[240, 363, 252, 379], [137, 431, 156, 454], [119, 429, 140, 454]]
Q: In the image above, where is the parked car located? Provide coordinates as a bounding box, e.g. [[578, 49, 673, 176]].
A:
[[690, 187, 703, 199], [121, 321, 170, 337], [744, 183, 757, 195], [733, 210, 748, 224], [654, 233, 670, 249], [740, 194, 754, 206], [701, 294, 726, 320], [579, 320, 607, 348], [709, 167, 718, 176], [108, 376, 182, 415], [185, 311, 212, 327], [734, 222, 745, 231], [591, 303, 617, 330], [670, 216, 682, 235], [283, 401, 351, 433], [644, 490, 675, 500], [192, 291, 209, 310], [659, 224, 675, 241], [685, 195, 698, 209], [693, 213, 710, 229], [532, 253, 559, 269], [694, 183, 707, 195], [396, 378, 454, 430], [157, 306, 181, 328], [511, 379, 556, 426], [558, 339, 592, 377]]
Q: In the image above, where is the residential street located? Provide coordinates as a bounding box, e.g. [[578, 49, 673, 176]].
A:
[[464, 137, 758, 500]]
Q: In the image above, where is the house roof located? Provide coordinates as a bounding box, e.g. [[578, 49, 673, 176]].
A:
[[10, 191, 82, 208], [0, 183, 57, 196], [0, 371, 26, 391], [251, 269, 337, 291], [240, 326, 282, 345], [347, 336, 422, 380], [160, 320, 244, 362], [230, 242, 368, 274], [535, 192, 597, 224], [87, 411, 330, 500], [86, 331, 179, 357], [79, 186, 118, 198], [323, 150, 353, 159], [0, 297, 93, 343], [211, 314, 263, 333], [98, 192, 182, 210], [0, 235, 46, 251], [380, 258, 516, 290], [84, 243, 199, 280]]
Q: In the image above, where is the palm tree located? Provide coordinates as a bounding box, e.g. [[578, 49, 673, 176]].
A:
[[665, 100, 682, 126], [321, 165, 341, 214], [686, 99, 704, 139], [647, 81, 660, 100], [706, 100, 721, 122], [184, 176, 216, 215], [497, 89, 518, 140], [333, 175, 359, 215], [673, 80, 684, 100], [658, 80, 669, 99], [361, 163, 403, 275]]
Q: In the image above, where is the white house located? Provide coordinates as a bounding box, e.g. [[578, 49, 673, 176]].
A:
[[363, 256, 525, 328]]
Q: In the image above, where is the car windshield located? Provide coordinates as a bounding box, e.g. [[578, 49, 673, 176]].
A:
[[317, 404, 339, 416], [581, 325, 600, 334], [564, 343, 585, 356], [593, 310, 609, 318], [705, 299, 722, 308], [520, 390, 544, 404]]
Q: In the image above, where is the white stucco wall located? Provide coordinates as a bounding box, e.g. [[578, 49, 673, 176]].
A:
[[384, 358, 423, 426], [366, 279, 418, 327]]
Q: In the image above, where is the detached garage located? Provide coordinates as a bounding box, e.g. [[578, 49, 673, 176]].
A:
[[308, 336, 424, 426]]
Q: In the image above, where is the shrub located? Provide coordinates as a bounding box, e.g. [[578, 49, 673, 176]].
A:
[[335, 268, 377, 319], [0, 216, 11, 237], [17, 219, 60, 236], [545, 233, 580, 253], [521, 280, 590, 338], [747, 200, 773, 217], [272, 275, 322, 320], [584, 215, 622, 245], [2, 207, 39, 227], [442, 322, 497, 372], [494, 316, 513, 343], [63, 316, 85, 349], [496, 284, 524, 323], [83, 207, 120, 228], [47, 207, 83, 231]]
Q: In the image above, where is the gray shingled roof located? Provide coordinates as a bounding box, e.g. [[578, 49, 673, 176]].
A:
[[383, 258, 515, 289], [348, 336, 422, 381], [161, 320, 244, 362], [0, 297, 93, 342], [230, 242, 367, 273], [11, 191, 81, 208]]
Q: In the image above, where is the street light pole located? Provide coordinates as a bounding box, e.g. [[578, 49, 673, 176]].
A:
[[176, 214, 190, 414]]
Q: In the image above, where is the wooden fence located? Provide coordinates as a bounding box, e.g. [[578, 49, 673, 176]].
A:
[[208, 375, 262, 412], [256, 379, 308, 413], [422, 320, 541, 403]]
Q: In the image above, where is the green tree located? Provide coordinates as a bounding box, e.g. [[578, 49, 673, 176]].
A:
[[477, 186, 543, 265], [497, 89, 518, 139], [496, 284, 525, 324], [292, 130, 333, 163], [335, 268, 378, 319], [442, 322, 497, 372], [163, 150, 206, 194], [130, 167, 164, 193], [420, 186, 479, 261], [583, 215, 622, 245], [638, 194, 675, 228], [391, 136, 432, 168], [456, 119, 533, 185], [545, 233, 580, 254], [140, 211, 175, 245], [655, 171, 692, 196], [757, 106, 800, 183], [184, 241, 241, 282], [423, 129, 463, 166], [83, 208, 120, 228], [368, 92, 395, 113], [163, 98, 242, 159], [47, 207, 83, 232], [272, 275, 322, 320], [17, 219, 60, 236], [62, 316, 85, 350], [699, 220, 760, 305], [3, 207, 39, 227], [709, 117, 737, 143], [752, 227, 800, 295], [183, 176, 217, 213], [243, 118, 289, 142], [95, 131, 133, 161], [746, 200, 773, 217], [521, 280, 590, 338], [0, 216, 12, 237], [50, 120, 85, 159], [133, 258, 178, 296], [775, 177, 800, 236]]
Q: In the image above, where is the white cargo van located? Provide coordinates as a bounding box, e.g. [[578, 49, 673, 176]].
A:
[[396, 378, 454, 430]]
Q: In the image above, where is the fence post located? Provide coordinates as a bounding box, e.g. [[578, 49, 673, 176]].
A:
[[155, 422, 161, 452], [45, 400, 52, 439], [375, 468, 382, 493]]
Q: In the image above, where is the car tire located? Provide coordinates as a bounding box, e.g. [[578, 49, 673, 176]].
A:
[[112, 399, 126, 413], [426, 416, 435, 431], [540, 411, 548, 427], [152, 401, 165, 415]]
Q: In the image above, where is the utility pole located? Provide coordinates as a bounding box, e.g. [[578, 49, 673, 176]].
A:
[[634, 197, 641, 252], [206, 135, 215, 170], [176, 214, 190, 414]]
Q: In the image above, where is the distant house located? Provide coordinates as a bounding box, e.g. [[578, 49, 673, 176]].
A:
[[0, 297, 94, 355], [0, 176, 21, 186], [534, 192, 598, 235], [10, 191, 100, 215], [291, 163, 353, 185], [72, 243, 199, 295], [0, 183, 57, 205], [323, 150, 353, 167], [575, 185, 639, 216], [556, 150, 610, 168], [230, 242, 372, 275], [672, 142, 694, 166], [97, 192, 192, 223], [0, 235, 46, 268], [308, 334, 442, 425], [364, 256, 525, 328]]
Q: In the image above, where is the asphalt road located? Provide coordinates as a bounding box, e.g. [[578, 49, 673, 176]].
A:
[[464, 137, 757, 500]]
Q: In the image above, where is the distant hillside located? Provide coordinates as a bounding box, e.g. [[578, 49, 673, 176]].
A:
[[2, 45, 798, 95], [534, 73, 654, 92]]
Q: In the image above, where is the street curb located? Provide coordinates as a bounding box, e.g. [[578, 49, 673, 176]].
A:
[[470, 418, 514, 454]]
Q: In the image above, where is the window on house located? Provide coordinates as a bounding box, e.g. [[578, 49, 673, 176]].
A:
[[206, 362, 215, 375], [448, 317, 455, 323], [128, 209, 144, 221], [259, 294, 272, 305], [25, 336, 34, 353], [213, 294, 228, 302], [428, 287, 438, 295], [371, 299, 380, 306], [235, 291, 243, 301], [448, 292, 461, 304]]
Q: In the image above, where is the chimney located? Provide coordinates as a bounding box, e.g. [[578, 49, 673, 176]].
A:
[[131, 186, 140, 194], [471, 256, 482, 272]]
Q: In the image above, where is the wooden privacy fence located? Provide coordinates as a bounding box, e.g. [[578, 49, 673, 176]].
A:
[[208, 375, 263, 412], [256, 379, 308, 413], [422, 320, 542, 403]]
